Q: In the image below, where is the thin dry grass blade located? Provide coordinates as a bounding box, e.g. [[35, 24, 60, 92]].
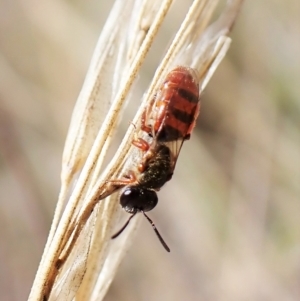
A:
[[29, 0, 174, 300], [45, 0, 134, 251]]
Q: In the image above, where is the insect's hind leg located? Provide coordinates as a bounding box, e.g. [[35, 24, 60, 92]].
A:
[[138, 93, 157, 135]]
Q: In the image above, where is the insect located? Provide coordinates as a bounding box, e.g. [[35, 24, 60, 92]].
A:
[[110, 66, 200, 252]]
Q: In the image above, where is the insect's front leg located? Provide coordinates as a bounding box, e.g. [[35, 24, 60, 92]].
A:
[[106, 170, 138, 187]]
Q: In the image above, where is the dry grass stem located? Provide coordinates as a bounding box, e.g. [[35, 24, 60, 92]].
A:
[[28, 0, 243, 300]]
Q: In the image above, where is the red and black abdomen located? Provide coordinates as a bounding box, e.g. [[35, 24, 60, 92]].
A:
[[153, 66, 200, 142]]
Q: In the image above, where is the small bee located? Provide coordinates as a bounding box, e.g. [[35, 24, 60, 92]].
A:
[[111, 66, 200, 252]]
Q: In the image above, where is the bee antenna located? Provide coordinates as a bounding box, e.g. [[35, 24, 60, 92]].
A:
[[111, 212, 137, 239], [142, 211, 170, 252]]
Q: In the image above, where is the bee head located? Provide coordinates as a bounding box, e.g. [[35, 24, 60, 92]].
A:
[[120, 187, 158, 213]]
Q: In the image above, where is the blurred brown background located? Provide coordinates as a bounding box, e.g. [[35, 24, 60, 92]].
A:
[[0, 1, 299, 300]]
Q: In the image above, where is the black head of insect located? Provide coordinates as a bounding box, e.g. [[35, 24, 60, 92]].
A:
[[111, 187, 170, 252]]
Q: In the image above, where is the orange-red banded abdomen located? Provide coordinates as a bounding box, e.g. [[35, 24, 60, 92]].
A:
[[153, 66, 200, 142]]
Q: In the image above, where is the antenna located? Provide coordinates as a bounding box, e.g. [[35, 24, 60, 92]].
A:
[[142, 211, 170, 252], [111, 212, 137, 239], [111, 211, 170, 252]]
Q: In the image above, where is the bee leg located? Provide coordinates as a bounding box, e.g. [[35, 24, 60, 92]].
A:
[[132, 137, 150, 152], [136, 147, 157, 173], [132, 138, 158, 173], [140, 108, 152, 135], [131, 115, 151, 145], [133, 93, 156, 138], [106, 170, 138, 186]]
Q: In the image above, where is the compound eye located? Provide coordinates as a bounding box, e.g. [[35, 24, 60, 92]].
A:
[[120, 187, 158, 213]]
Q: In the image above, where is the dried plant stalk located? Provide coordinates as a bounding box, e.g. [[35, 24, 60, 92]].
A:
[[28, 0, 243, 300]]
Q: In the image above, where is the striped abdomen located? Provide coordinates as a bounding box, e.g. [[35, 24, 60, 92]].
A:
[[153, 66, 200, 142]]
